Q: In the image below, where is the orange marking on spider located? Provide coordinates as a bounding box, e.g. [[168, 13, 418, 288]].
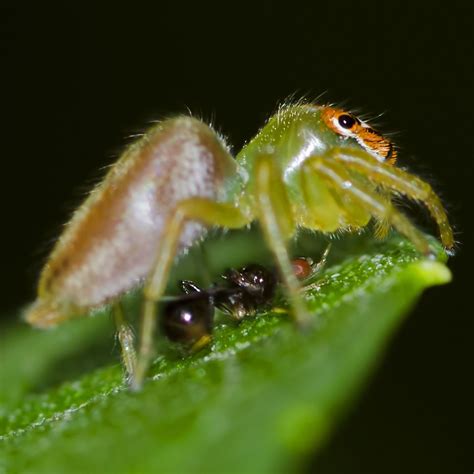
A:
[[322, 107, 397, 164]]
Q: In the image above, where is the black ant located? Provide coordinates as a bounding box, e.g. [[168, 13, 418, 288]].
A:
[[160, 253, 326, 350]]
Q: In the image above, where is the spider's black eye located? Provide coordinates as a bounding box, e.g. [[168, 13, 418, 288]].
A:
[[338, 114, 356, 129]]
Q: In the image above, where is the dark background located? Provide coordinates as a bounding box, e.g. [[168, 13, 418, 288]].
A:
[[1, 2, 472, 472]]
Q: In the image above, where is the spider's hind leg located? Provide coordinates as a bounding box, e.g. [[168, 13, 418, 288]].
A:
[[132, 198, 249, 390]]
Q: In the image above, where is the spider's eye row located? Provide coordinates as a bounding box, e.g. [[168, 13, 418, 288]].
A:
[[338, 114, 356, 129]]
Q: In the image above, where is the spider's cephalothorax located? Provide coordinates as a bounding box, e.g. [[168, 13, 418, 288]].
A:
[[25, 102, 454, 389]]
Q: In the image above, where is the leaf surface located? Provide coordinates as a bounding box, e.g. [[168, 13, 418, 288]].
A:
[[0, 231, 451, 474]]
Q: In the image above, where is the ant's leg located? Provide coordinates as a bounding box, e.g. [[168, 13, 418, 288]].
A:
[[131, 198, 249, 390], [113, 303, 137, 382], [254, 154, 309, 327], [312, 243, 332, 275], [306, 156, 433, 255], [297, 244, 331, 293], [330, 148, 454, 251]]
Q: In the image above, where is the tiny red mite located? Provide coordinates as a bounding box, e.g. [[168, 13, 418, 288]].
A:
[[291, 258, 314, 280]]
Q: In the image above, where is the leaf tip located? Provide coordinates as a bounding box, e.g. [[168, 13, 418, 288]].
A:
[[409, 260, 452, 286]]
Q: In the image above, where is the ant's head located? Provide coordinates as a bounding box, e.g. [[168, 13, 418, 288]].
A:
[[222, 264, 276, 303]]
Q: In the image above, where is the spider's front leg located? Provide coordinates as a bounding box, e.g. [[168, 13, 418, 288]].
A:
[[253, 154, 310, 327], [303, 155, 433, 255], [329, 148, 455, 252], [132, 198, 249, 390]]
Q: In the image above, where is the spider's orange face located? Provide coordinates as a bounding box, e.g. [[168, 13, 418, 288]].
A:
[[322, 107, 397, 164]]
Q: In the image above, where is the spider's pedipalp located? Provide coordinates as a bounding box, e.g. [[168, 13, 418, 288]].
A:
[[306, 156, 432, 255], [330, 148, 454, 251]]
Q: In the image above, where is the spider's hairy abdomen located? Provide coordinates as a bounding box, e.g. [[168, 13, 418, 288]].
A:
[[27, 116, 237, 327]]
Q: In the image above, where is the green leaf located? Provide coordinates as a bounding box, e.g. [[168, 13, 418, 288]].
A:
[[0, 230, 450, 474]]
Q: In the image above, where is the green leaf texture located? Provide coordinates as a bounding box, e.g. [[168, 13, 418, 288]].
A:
[[0, 231, 451, 474]]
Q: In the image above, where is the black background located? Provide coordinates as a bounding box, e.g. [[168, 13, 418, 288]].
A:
[[1, 2, 472, 472]]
